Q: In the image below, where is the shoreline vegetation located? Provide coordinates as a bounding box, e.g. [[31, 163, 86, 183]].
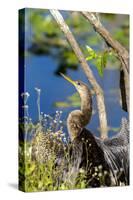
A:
[[19, 90, 129, 192]]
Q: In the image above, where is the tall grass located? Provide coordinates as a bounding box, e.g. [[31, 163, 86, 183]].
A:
[[19, 89, 93, 191]]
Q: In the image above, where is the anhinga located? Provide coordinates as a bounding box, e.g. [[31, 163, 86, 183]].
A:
[[60, 73, 92, 141], [61, 73, 129, 186]]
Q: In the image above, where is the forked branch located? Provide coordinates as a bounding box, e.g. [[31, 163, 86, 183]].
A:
[[82, 12, 129, 112], [50, 9, 108, 139]]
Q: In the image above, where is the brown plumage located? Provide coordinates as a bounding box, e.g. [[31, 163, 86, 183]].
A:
[[60, 74, 92, 141]]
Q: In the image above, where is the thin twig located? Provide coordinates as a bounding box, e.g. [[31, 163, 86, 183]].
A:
[[81, 12, 129, 112], [50, 9, 108, 139]]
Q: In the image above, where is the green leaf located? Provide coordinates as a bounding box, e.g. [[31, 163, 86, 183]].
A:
[[96, 55, 103, 77], [86, 55, 95, 61], [102, 51, 108, 68], [86, 45, 97, 60]]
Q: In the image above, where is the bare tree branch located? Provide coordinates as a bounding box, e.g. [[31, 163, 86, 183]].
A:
[[50, 9, 108, 139], [81, 12, 129, 112]]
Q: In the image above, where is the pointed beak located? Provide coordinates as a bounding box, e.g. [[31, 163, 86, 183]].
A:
[[60, 73, 76, 87]]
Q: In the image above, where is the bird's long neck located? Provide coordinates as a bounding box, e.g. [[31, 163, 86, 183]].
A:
[[67, 88, 92, 141], [80, 89, 92, 122]]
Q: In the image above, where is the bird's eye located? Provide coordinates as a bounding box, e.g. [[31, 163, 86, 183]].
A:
[[77, 82, 81, 86]]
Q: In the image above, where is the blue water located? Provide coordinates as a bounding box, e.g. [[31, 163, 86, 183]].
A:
[[24, 55, 128, 138]]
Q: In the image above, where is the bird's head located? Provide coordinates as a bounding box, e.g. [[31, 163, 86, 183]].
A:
[[60, 73, 89, 96]]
